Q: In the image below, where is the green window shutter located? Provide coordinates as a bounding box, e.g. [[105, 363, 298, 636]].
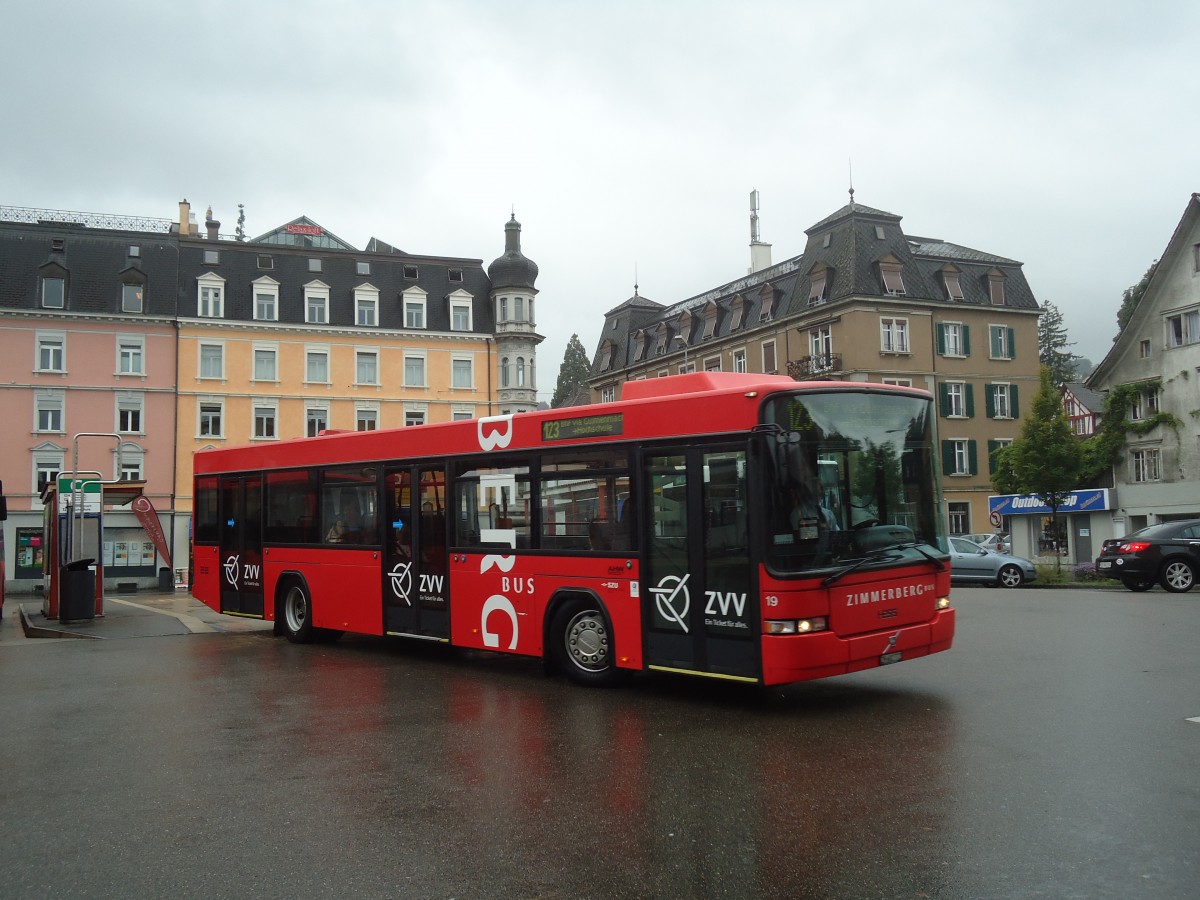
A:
[[939, 382, 950, 417], [990, 327, 1001, 358], [941, 441, 955, 476], [985, 384, 996, 418], [988, 439, 1001, 475], [936, 323, 946, 356], [968, 440, 978, 476], [1007, 327, 1016, 359], [1011, 384, 1019, 418], [962, 325, 971, 357], [965, 383, 975, 418]]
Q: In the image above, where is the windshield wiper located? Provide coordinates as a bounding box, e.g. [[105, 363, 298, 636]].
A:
[[821, 541, 947, 587], [822, 548, 901, 587]]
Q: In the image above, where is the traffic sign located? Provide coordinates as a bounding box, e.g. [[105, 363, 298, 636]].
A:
[[989, 510, 1003, 528]]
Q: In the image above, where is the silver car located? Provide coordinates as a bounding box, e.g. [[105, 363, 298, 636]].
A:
[[949, 537, 1037, 588], [962, 532, 1011, 555]]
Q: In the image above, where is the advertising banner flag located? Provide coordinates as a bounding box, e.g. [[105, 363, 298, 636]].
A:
[[131, 495, 172, 570]]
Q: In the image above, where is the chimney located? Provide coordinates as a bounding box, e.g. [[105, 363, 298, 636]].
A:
[[179, 199, 191, 235], [205, 206, 220, 241], [748, 189, 772, 274]]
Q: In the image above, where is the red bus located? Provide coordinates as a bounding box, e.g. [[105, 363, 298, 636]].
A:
[[192, 373, 954, 686]]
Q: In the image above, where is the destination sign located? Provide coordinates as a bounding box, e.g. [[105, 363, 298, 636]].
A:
[[542, 413, 623, 442]]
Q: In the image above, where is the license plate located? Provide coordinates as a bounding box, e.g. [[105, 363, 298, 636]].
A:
[[880, 651, 903, 666], [1098, 561, 1111, 569]]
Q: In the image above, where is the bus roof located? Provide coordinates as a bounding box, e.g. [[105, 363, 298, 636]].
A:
[[193, 373, 929, 475]]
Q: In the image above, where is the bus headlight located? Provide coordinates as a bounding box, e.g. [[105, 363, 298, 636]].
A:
[[936, 596, 951, 610], [765, 617, 828, 635]]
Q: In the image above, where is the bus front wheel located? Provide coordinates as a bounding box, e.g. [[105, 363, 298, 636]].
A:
[[550, 598, 624, 688], [281, 581, 315, 644]]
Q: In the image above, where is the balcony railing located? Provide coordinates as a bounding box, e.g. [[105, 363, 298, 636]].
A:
[[787, 353, 843, 380]]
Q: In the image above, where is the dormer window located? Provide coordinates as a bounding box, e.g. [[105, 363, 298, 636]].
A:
[[655, 324, 668, 355], [943, 269, 965, 302], [808, 266, 830, 305], [759, 284, 777, 322], [880, 260, 906, 296], [729, 295, 746, 330], [448, 268, 463, 283], [122, 283, 144, 313], [403, 265, 419, 280], [633, 330, 648, 361], [42, 275, 66, 309], [702, 301, 718, 339], [988, 270, 1007, 305]]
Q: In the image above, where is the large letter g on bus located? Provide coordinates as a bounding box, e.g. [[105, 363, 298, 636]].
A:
[[481, 595, 519, 650]]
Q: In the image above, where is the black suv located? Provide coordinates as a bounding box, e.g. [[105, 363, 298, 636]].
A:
[[1095, 519, 1200, 592]]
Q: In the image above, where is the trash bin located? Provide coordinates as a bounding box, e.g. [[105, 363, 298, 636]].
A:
[[157, 567, 173, 592], [60, 558, 96, 621]]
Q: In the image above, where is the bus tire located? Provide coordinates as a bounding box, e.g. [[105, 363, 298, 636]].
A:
[[549, 597, 625, 688], [281, 580, 315, 644]]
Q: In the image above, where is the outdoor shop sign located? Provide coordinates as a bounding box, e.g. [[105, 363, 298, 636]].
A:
[[988, 489, 1112, 518]]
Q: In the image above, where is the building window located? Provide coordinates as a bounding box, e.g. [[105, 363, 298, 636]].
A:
[[308, 258, 322, 273], [403, 265, 418, 280], [452, 407, 475, 421], [42, 276, 65, 309], [882, 378, 913, 387], [989, 325, 1015, 360], [943, 270, 965, 302], [35, 392, 64, 433], [762, 340, 777, 374], [808, 267, 829, 304], [405, 410, 426, 427], [305, 284, 329, 324], [356, 261, 370, 276], [988, 272, 1006, 306], [306, 349, 329, 384], [943, 382, 971, 418], [452, 357, 473, 389], [500, 356, 510, 388], [356, 289, 378, 327], [937, 322, 969, 357], [257, 255, 273, 270], [881, 317, 909, 353], [199, 401, 223, 438], [356, 407, 378, 432], [253, 347, 278, 382], [988, 438, 1013, 475], [116, 394, 143, 434], [516, 357, 526, 387], [881, 262, 906, 296], [253, 282, 279, 321], [128, 246, 140, 258], [601, 386, 615, 403], [404, 355, 426, 387], [197, 275, 224, 318], [810, 326, 833, 367], [306, 407, 328, 437], [947, 502, 970, 535], [199, 343, 224, 379], [704, 356, 721, 372], [1139, 339, 1151, 358], [122, 283, 144, 313], [37, 334, 65, 372], [254, 405, 277, 439], [514, 296, 525, 322], [732, 348, 747, 373], [117, 447, 144, 482], [1166, 309, 1200, 348], [34, 455, 63, 497], [356, 350, 379, 386], [405, 299, 426, 328], [450, 300, 472, 331], [117, 337, 145, 375], [1129, 386, 1160, 421], [1131, 448, 1161, 483], [204, 250, 219, 265], [988, 383, 1017, 419], [449, 268, 463, 283], [943, 439, 977, 476]]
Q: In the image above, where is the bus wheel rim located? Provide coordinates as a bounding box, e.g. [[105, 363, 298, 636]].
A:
[[286, 587, 307, 630], [565, 610, 609, 671]]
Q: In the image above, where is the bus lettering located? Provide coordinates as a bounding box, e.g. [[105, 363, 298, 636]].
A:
[[243, 563, 261, 583], [420, 574, 444, 594], [704, 590, 746, 617], [477, 414, 514, 452], [480, 594, 519, 649], [500, 576, 535, 595]]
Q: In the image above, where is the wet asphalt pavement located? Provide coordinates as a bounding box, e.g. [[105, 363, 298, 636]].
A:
[[1, 585, 1197, 899]]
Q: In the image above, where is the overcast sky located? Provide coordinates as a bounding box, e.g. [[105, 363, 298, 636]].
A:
[[3, 0, 1196, 397]]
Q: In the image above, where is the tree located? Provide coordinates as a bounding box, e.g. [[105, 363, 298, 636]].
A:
[[1038, 300, 1079, 387], [235, 204, 246, 242], [992, 366, 1083, 573], [1116, 260, 1159, 337], [551, 334, 593, 408]]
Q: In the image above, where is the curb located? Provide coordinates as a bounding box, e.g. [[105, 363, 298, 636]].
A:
[[18, 604, 101, 640]]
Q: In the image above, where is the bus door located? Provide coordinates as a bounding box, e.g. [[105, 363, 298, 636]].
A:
[[642, 447, 757, 680], [219, 475, 264, 617], [383, 466, 450, 639]]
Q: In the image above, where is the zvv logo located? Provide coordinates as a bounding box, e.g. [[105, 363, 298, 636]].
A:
[[223, 555, 240, 588], [389, 562, 413, 606], [651, 574, 691, 633]]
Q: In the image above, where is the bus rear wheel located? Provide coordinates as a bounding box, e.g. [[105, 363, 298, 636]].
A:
[[550, 598, 624, 687], [281, 582, 314, 644]]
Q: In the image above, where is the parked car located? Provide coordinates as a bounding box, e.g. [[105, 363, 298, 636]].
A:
[[948, 537, 1037, 587], [1095, 519, 1200, 592], [961, 533, 1010, 554]]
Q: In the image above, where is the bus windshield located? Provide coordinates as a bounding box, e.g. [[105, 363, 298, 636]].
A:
[[761, 390, 947, 575]]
